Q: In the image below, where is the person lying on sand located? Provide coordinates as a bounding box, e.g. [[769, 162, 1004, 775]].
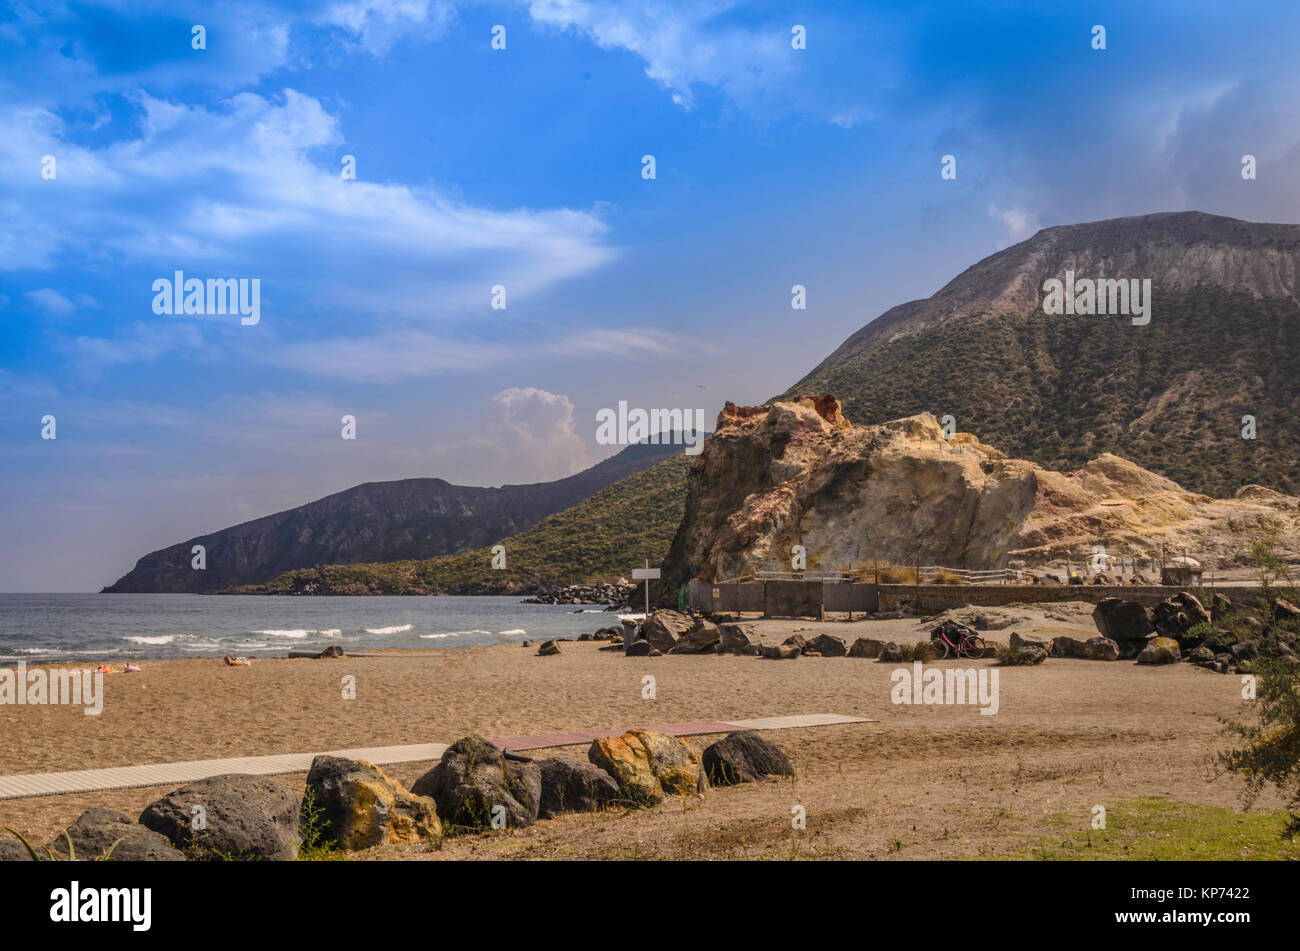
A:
[[123, 663, 142, 673], [97, 664, 117, 674], [222, 655, 252, 666]]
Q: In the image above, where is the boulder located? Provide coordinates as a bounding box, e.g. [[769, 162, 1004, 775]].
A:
[[537, 758, 622, 818], [1151, 593, 1211, 646], [782, 634, 808, 652], [803, 634, 847, 657], [1010, 631, 1051, 653], [46, 809, 185, 862], [411, 736, 541, 830], [701, 731, 794, 785], [1136, 636, 1181, 665], [139, 774, 300, 861], [304, 755, 441, 851], [1050, 635, 1120, 661], [1188, 646, 1216, 665], [671, 622, 721, 654], [1092, 598, 1155, 644], [1231, 640, 1259, 662], [625, 639, 652, 656], [642, 610, 699, 652], [316, 645, 345, 659], [759, 644, 800, 660], [587, 729, 704, 806], [1274, 597, 1300, 621], [719, 623, 760, 655], [879, 641, 902, 663], [1211, 593, 1233, 621], [848, 637, 885, 658], [537, 639, 561, 656], [0, 839, 34, 861]]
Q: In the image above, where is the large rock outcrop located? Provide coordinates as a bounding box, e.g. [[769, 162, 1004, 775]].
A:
[[660, 397, 1300, 592]]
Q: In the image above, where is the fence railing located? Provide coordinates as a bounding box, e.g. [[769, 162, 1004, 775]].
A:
[[737, 566, 1022, 585]]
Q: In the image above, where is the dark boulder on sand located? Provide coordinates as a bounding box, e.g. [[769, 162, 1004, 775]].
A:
[[412, 736, 541, 829], [140, 774, 300, 860], [45, 808, 185, 862], [702, 731, 794, 785], [537, 758, 623, 818]]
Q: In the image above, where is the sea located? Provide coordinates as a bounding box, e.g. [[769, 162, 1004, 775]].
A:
[[0, 594, 626, 664]]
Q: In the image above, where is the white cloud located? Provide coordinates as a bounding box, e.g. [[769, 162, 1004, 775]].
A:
[[26, 288, 76, 317], [987, 204, 1038, 244], [528, 0, 802, 111], [0, 87, 618, 376], [317, 0, 458, 55]]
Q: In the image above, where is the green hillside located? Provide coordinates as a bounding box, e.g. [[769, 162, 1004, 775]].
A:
[[783, 287, 1300, 497], [226, 453, 691, 595]]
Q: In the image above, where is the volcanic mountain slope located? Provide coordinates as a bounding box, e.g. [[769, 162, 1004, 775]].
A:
[[229, 452, 691, 596], [659, 396, 1300, 594], [102, 440, 683, 593], [781, 212, 1300, 497]]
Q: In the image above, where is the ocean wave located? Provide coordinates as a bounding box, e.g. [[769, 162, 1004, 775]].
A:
[[497, 628, 526, 636], [252, 629, 340, 639], [365, 624, 413, 635], [125, 635, 180, 645], [419, 629, 490, 639]]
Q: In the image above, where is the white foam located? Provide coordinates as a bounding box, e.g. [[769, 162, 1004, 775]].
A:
[[125, 635, 179, 645], [419, 629, 490, 640], [252, 629, 340, 639], [498, 628, 527, 636], [365, 624, 414, 635]]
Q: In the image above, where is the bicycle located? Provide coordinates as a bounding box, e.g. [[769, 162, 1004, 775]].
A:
[[931, 623, 988, 660]]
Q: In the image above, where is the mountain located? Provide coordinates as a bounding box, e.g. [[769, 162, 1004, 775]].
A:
[[101, 440, 684, 593], [659, 396, 1300, 596], [783, 212, 1300, 497], [226, 453, 691, 595]]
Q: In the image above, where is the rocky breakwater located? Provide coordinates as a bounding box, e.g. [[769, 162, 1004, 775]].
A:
[[523, 580, 637, 606]]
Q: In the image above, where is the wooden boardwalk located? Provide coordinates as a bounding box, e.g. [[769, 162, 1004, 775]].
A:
[[0, 713, 869, 800]]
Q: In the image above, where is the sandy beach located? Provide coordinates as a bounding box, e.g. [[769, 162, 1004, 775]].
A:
[[2, 603, 1291, 860]]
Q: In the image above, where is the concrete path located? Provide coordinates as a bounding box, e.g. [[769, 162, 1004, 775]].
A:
[[0, 713, 870, 800]]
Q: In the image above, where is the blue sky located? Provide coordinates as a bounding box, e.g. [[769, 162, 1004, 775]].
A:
[[2, 0, 1299, 591]]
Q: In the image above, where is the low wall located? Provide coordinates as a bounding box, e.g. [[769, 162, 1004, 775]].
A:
[[877, 583, 1269, 614], [688, 579, 878, 616]]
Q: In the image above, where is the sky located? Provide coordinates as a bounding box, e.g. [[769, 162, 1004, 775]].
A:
[[2, 0, 1299, 591]]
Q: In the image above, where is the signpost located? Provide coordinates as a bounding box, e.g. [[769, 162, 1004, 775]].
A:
[[632, 560, 661, 618]]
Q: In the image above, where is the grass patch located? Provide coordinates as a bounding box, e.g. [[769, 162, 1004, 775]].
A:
[[983, 797, 1300, 860]]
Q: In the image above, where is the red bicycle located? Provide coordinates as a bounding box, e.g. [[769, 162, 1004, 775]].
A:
[[931, 623, 988, 660]]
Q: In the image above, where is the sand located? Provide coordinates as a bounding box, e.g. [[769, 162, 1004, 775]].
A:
[[0, 606, 1291, 860]]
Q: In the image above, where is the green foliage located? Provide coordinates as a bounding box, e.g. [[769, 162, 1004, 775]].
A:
[[783, 288, 1300, 496], [1218, 656, 1300, 839], [297, 786, 345, 861], [988, 796, 1298, 860], [897, 641, 936, 662], [4, 828, 125, 862], [996, 644, 1047, 666], [234, 454, 691, 595]]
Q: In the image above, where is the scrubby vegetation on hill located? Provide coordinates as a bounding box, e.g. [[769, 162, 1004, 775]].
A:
[[226, 454, 691, 595], [784, 287, 1300, 497]]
